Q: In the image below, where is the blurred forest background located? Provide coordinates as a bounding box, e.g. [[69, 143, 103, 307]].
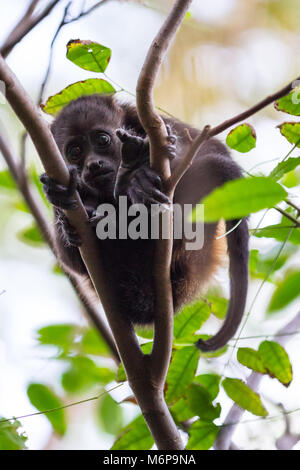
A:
[[0, 0, 300, 450]]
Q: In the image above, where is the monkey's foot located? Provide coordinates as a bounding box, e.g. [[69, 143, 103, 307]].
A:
[[40, 167, 78, 210]]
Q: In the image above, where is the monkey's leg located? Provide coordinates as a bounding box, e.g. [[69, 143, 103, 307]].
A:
[[114, 128, 176, 206]]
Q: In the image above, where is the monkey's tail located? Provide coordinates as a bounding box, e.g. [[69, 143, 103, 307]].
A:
[[196, 218, 249, 352]]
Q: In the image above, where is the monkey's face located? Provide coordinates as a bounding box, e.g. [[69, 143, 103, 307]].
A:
[[64, 126, 121, 194]]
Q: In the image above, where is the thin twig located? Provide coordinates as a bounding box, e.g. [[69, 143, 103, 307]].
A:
[[275, 206, 300, 227], [0, 0, 61, 58]]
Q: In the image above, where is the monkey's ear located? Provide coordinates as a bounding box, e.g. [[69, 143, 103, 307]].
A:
[[120, 102, 146, 137]]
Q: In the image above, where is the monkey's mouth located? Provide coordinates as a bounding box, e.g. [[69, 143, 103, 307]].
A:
[[83, 168, 115, 187]]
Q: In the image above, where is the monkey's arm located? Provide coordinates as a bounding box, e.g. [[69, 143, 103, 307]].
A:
[[114, 128, 175, 206], [40, 169, 88, 276]]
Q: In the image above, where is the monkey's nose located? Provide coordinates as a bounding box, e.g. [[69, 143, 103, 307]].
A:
[[87, 161, 103, 172]]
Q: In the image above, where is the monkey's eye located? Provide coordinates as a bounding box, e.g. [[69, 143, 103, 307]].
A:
[[91, 131, 111, 147]]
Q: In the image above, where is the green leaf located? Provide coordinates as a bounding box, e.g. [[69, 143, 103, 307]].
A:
[[37, 323, 77, 353], [252, 223, 300, 245], [275, 87, 300, 116], [258, 341, 292, 387], [267, 271, 300, 313], [111, 415, 154, 450], [226, 123, 256, 153], [174, 301, 211, 339], [61, 356, 115, 394], [0, 170, 17, 190], [165, 346, 200, 404], [194, 374, 221, 400], [81, 328, 111, 356], [278, 122, 300, 147], [237, 347, 267, 374], [192, 177, 287, 223], [170, 398, 194, 423], [27, 383, 67, 435], [282, 169, 300, 188], [134, 326, 154, 340], [185, 384, 221, 422], [250, 246, 293, 280], [17, 224, 45, 246], [269, 156, 300, 181], [205, 295, 228, 319], [67, 40, 111, 73], [41, 78, 116, 116], [222, 378, 268, 417], [186, 421, 219, 450], [0, 418, 27, 450], [98, 394, 123, 435]]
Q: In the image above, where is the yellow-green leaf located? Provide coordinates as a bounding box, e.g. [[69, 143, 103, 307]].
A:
[[267, 271, 300, 313], [191, 177, 287, 223], [27, 383, 67, 436], [165, 346, 200, 404], [66, 39, 111, 73], [222, 378, 268, 417], [278, 122, 300, 147], [186, 421, 219, 450], [275, 87, 300, 116], [111, 415, 154, 450], [258, 341, 292, 387], [0, 418, 27, 450], [174, 301, 211, 339], [269, 156, 300, 181], [237, 347, 267, 374], [41, 78, 116, 116], [226, 123, 256, 153]]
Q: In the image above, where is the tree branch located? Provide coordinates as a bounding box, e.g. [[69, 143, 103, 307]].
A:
[[0, 126, 120, 363], [168, 75, 300, 187], [214, 311, 300, 450], [0, 0, 61, 58]]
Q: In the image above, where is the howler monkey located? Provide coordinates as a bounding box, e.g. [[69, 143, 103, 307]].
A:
[[40, 95, 249, 352]]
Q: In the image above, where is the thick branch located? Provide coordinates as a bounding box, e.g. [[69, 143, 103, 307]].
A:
[[0, 127, 119, 363], [214, 311, 300, 450], [0, 1, 61, 58]]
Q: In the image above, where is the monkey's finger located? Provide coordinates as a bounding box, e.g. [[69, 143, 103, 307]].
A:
[[44, 191, 79, 210], [116, 128, 144, 146], [166, 124, 177, 144], [135, 167, 162, 190], [67, 167, 78, 196], [146, 188, 171, 205]]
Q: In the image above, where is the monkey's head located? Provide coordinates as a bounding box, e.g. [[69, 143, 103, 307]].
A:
[[51, 95, 125, 196]]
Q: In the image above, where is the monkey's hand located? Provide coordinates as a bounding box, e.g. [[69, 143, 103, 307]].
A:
[[114, 128, 174, 206], [40, 166, 79, 210]]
